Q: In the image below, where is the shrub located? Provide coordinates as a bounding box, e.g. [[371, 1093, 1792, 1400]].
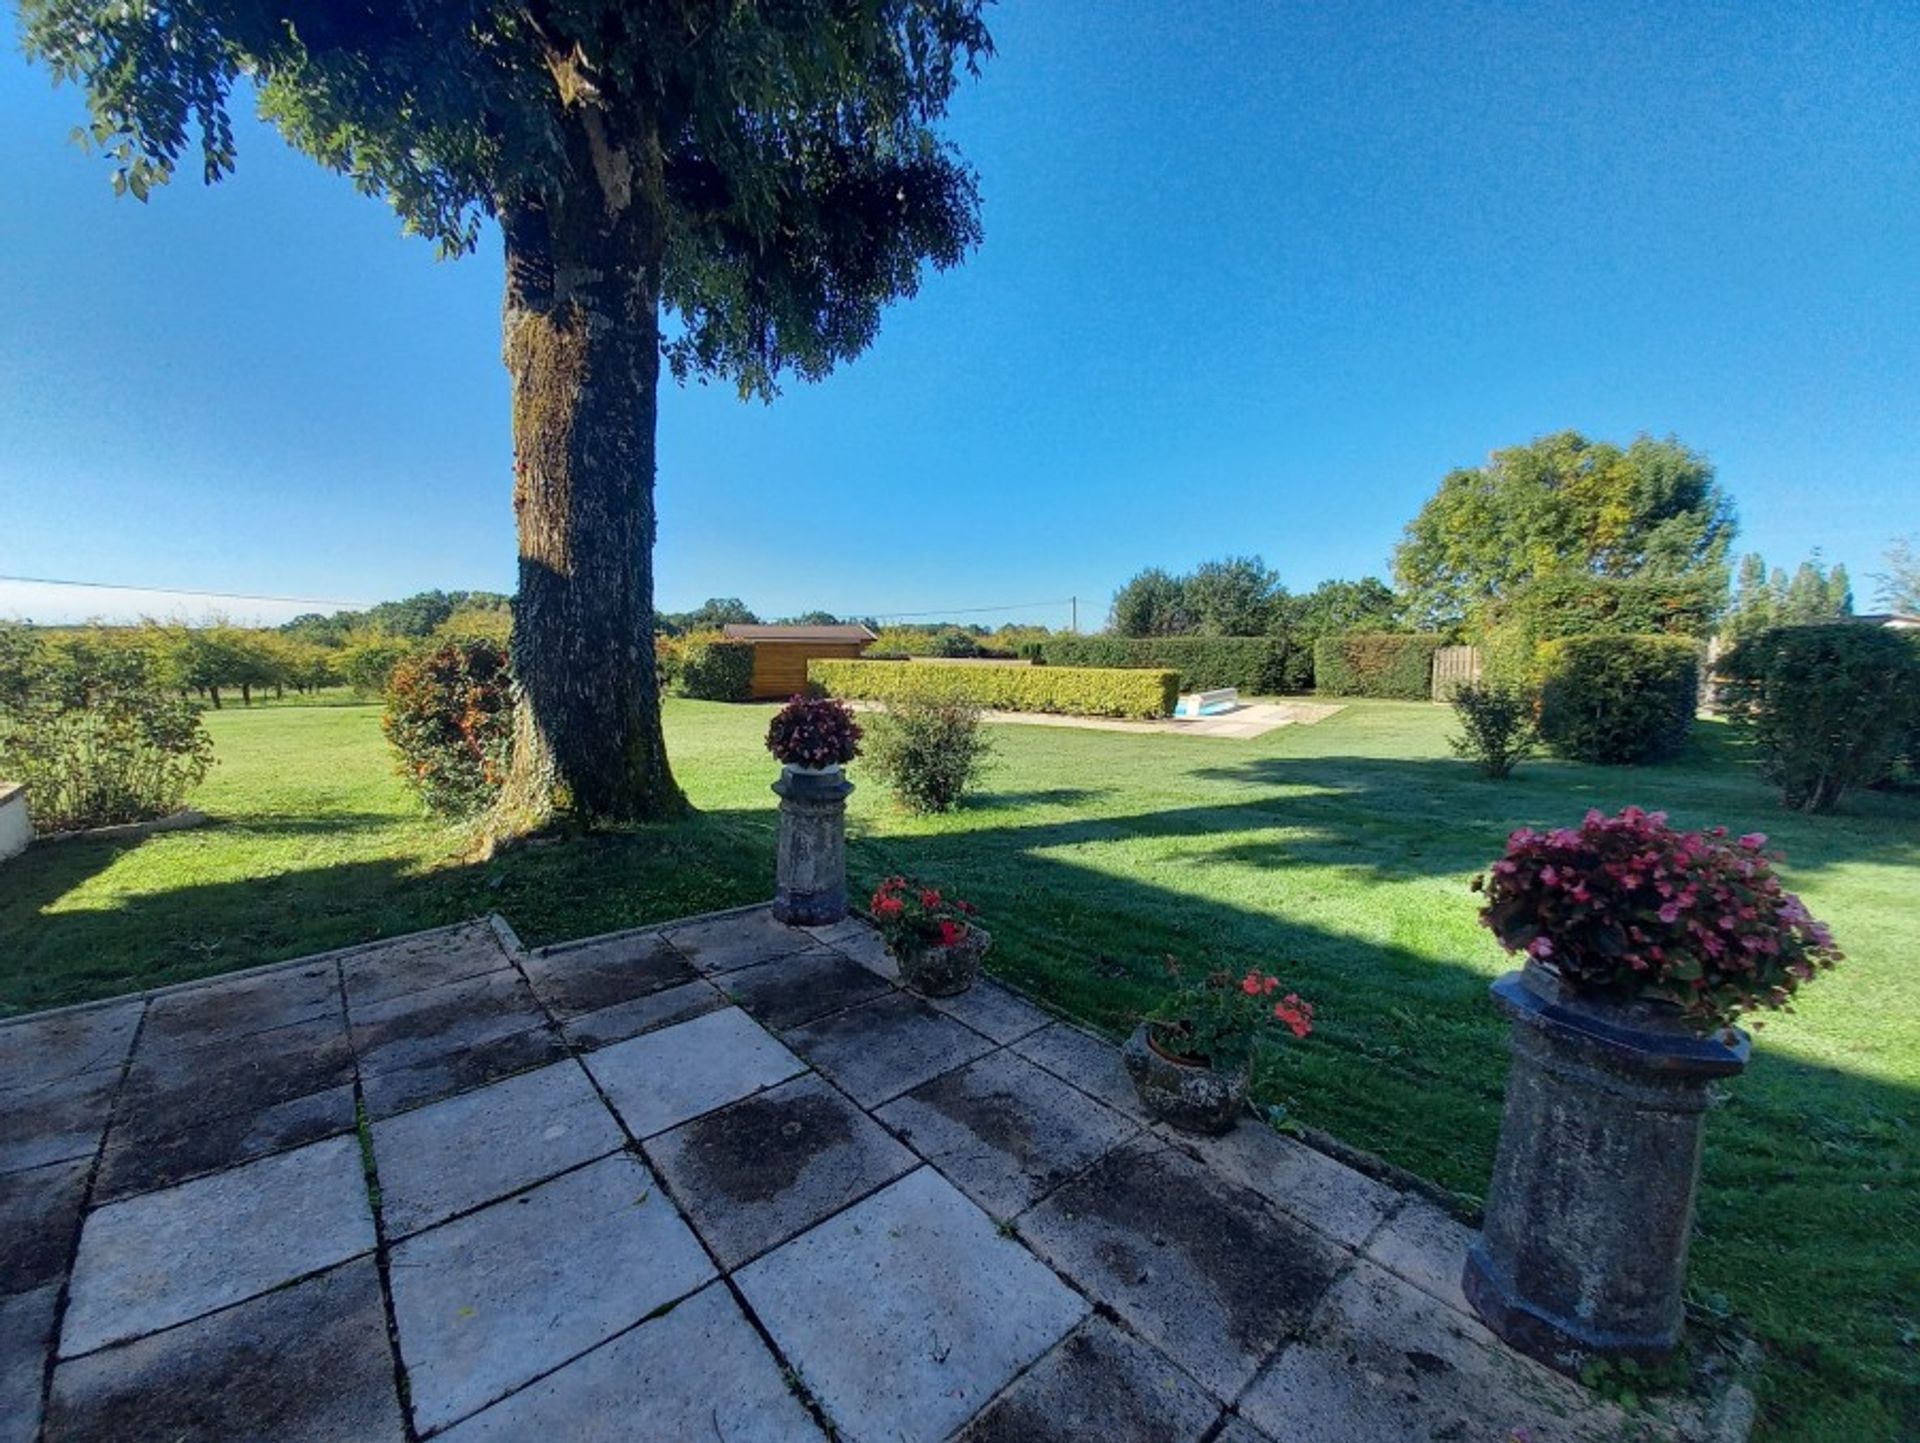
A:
[[676, 638, 755, 701], [862, 698, 994, 812], [340, 635, 417, 696], [1719, 623, 1920, 812], [766, 695, 862, 769], [382, 638, 515, 817], [1447, 683, 1538, 779], [0, 623, 214, 833], [1496, 573, 1721, 642], [1311, 633, 1445, 699], [1033, 635, 1312, 694], [1474, 805, 1841, 1031], [1536, 634, 1699, 764], [811, 659, 1178, 719]]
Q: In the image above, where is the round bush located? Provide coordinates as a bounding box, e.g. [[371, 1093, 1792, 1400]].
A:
[[382, 638, 515, 817], [863, 698, 994, 813], [1537, 634, 1699, 764]]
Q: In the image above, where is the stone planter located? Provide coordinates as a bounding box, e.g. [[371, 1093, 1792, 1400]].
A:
[[1463, 965, 1750, 1373], [894, 926, 990, 998], [1121, 1023, 1250, 1135], [771, 764, 853, 926]]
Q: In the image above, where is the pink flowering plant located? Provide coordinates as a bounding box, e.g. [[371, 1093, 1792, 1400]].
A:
[[765, 695, 862, 769], [1143, 962, 1314, 1070], [1473, 806, 1841, 1030], [869, 876, 978, 951]]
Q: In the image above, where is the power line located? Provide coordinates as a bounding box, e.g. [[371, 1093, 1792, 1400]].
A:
[[0, 574, 376, 610], [862, 598, 1074, 620]]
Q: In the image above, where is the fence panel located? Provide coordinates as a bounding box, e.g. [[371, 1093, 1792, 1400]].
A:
[[1431, 645, 1481, 701]]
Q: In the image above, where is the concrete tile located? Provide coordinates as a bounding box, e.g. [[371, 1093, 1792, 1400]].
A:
[[0, 1001, 141, 1088], [782, 993, 994, 1108], [584, 1007, 805, 1138], [436, 1282, 822, 1443], [0, 1284, 59, 1443], [138, 962, 339, 1054], [821, 925, 900, 982], [96, 1083, 356, 1203], [1215, 1419, 1277, 1443], [351, 968, 547, 1076], [647, 1073, 915, 1268], [561, 978, 728, 1052], [118, 1012, 353, 1135], [736, 1167, 1088, 1443], [371, 1061, 623, 1237], [1363, 1196, 1477, 1315], [0, 1157, 90, 1296], [1164, 1124, 1400, 1250], [61, 1135, 375, 1357], [800, 916, 872, 948], [45, 1258, 405, 1443], [927, 979, 1051, 1045], [1010, 1022, 1150, 1121], [362, 1023, 569, 1121], [520, 932, 699, 1019], [954, 1317, 1220, 1443], [722, 948, 894, 1031], [340, 922, 513, 1011], [1238, 1260, 1639, 1443], [876, 1050, 1138, 1220], [663, 908, 821, 975], [0, 1066, 119, 1176], [389, 1151, 714, 1435], [1018, 1136, 1348, 1400]]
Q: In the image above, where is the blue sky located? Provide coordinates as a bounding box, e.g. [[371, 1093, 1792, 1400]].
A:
[[2, 1, 1916, 628]]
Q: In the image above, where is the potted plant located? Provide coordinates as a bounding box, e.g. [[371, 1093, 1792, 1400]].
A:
[[869, 876, 989, 996], [1465, 806, 1840, 1372], [1123, 964, 1313, 1135], [766, 697, 862, 925]]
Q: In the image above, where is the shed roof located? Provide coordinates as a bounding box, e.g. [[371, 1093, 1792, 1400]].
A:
[[721, 624, 877, 643]]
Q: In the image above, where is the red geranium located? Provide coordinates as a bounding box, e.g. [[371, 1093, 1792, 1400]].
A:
[[868, 875, 979, 951], [1143, 962, 1314, 1068]]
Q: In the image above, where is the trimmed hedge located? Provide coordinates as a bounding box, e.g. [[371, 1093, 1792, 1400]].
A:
[[1538, 633, 1700, 764], [677, 639, 755, 701], [1312, 634, 1445, 699], [1029, 635, 1312, 694], [810, 659, 1178, 719]]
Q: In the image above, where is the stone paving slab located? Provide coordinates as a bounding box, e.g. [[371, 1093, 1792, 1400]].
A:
[[98, 1080, 357, 1203], [0, 1284, 59, 1443], [364, 1022, 569, 1120], [61, 1134, 375, 1357], [955, 1316, 1221, 1443], [782, 991, 996, 1107], [722, 946, 895, 1031], [371, 1059, 624, 1237], [1010, 1020, 1152, 1121], [388, 1150, 715, 1435], [138, 962, 340, 1054], [0, 1000, 141, 1086], [1362, 1194, 1476, 1314], [876, 1048, 1139, 1220], [117, 1012, 353, 1140], [647, 1071, 916, 1268], [1165, 1120, 1400, 1250], [558, 976, 728, 1051], [664, 908, 823, 974], [1, 1156, 89, 1296], [926, 977, 1053, 1044], [520, 931, 699, 1019], [339, 922, 514, 1010], [46, 1258, 406, 1443], [736, 1166, 1089, 1443], [1019, 1135, 1349, 1401], [0, 1066, 121, 1176], [585, 1005, 806, 1137], [436, 1282, 822, 1442]]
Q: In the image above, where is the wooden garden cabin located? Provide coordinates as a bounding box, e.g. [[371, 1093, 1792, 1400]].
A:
[[721, 624, 877, 700]]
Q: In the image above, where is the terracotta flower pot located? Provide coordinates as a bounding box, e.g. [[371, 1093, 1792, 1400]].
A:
[[1122, 1022, 1250, 1135], [893, 926, 990, 998]]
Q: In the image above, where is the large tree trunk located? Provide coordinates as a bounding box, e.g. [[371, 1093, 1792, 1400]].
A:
[[490, 141, 685, 839]]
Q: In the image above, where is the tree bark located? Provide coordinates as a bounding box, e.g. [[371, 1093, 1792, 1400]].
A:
[[490, 131, 686, 839]]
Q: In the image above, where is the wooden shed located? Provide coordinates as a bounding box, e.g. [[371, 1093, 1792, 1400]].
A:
[[722, 624, 877, 700]]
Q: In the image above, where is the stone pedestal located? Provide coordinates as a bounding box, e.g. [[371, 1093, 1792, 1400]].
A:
[[771, 765, 853, 926], [1464, 966, 1748, 1373]]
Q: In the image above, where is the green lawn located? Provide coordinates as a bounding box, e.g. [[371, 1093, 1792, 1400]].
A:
[[3, 699, 1916, 1439]]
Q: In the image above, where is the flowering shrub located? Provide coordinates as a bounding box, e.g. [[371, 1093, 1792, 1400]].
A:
[[1142, 963, 1314, 1070], [766, 695, 862, 769], [869, 876, 978, 951], [382, 638, 515, 818], [1473, 805, 1841, 1029]]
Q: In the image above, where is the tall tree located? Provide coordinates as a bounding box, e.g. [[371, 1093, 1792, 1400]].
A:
[[1873, 536, 1919, 613], [21, 1, 992, 832], [1109, 568, 1192, 637], [1392, 431, 1734, 629], [1184, 555, 1283, 636], [1290, 577, 1401, 638], [1728, 552, 1774, 639]]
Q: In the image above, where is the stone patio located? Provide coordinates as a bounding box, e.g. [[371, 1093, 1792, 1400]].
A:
[[0, 904, 1742, 1442]]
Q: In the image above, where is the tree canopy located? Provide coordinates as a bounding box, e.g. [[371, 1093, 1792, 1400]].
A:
[[1392, 431, 1735, 630]]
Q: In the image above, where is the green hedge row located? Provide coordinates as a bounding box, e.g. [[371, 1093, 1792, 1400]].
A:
[[809, 659, 1179, 719], [1538, 633, 1700, 764], [1027, 635, 1312, 694], [1311, 633, 1445, 699], [677, 639, 755, 701]]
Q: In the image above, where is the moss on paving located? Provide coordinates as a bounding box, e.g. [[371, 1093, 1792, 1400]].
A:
[[2, 698, 1915, 1440]]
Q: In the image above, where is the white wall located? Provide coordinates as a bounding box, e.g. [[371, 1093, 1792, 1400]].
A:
[[0, 785, 31, 863]]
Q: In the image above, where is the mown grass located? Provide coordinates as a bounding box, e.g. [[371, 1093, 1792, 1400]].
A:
[[1, 698, 1914, 1439]]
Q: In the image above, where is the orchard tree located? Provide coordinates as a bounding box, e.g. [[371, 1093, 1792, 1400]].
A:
[[1393, 431, 1734, 629], [19, 0, 992, 831]]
